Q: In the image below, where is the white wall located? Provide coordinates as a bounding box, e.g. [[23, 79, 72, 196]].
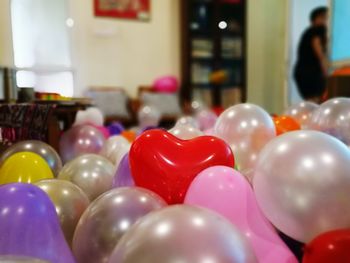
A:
[[0, 0, 14, 67], [247, 0, 288, 114], [68, 0, 180, 97], [287, 0, 327, 104]]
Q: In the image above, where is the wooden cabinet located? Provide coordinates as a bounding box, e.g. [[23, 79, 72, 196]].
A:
[[180, 0, 247, 108]]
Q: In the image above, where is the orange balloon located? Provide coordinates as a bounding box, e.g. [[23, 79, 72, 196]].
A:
[[121, 130, 137, 143], [273, 116, 301, 136]]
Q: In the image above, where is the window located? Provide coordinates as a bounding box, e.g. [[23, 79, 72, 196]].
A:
[[11, 0, 74, 96]]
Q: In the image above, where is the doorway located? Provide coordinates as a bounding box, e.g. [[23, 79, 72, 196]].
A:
[[287, 0, 327, 105]]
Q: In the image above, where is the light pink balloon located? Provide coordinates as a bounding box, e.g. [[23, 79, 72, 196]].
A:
[[203, 128, 214, 136], [195, 109, 218, 131], [59, 125, 106, 164], [185, 166, 297, 263], [91, 125, 110, 139]]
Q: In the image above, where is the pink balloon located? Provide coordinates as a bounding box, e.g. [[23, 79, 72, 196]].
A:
[[153, 76, 178, 93], [203, 127, 214, 136], [185, 166, 297, 263]]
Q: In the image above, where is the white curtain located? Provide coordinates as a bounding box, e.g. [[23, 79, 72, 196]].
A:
[[11, 0, 74, 96]]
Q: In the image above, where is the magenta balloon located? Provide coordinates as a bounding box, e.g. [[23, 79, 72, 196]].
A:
[[112, 153, 134, 188], [153, 76, 178, 93], [185, 166, 297, 263], [0, 183, 75, 263], [59, 125, 106, 163]]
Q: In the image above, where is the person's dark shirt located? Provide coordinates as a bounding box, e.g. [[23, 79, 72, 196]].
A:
[[296, 25, 327, 69]]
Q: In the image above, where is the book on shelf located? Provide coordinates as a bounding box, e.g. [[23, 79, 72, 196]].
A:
[[192, 39, 214, 58], [191, 63, 212, 84], [221, 37, 242, 59]]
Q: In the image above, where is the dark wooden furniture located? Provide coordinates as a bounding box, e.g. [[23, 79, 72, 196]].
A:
[[322, 67, 350, 101], [42, 100, 91, 150], [0, 101, 91, 152], [324, 75, 350, 101], [180, 0, 247, 107]]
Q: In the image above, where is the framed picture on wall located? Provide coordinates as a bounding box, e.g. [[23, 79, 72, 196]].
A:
[[94, 0, 151, 21]]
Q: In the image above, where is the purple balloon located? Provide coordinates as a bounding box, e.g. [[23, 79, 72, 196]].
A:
[[59, 125, 106, 163], [0, 183, 75, 263], [108, 122, 125, 136], [113, 154, 134, 187]]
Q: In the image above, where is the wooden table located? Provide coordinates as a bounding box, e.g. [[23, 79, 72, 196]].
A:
[[0, 100, 91, 152]]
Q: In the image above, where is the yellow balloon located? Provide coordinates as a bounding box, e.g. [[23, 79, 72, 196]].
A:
[[0, 151, 54, 184]]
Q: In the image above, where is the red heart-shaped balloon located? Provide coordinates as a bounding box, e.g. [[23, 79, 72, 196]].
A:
[[129, 129, 234, 204]]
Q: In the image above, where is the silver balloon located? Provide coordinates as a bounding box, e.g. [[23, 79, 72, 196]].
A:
[[35, 179, 90, 246], [253, 130, 350, 242], [175, 116, 199, 129], [108, 205, 257, 263], [284, 101, 318, 129], [309, 97, 350, 145], [169, 124, 203, 140], [73, 187, 166, 263], [138, 105, 161, 128], [214, 103, 276, 179], [190, 100, 204, 113], [99, 135, 130, 167], [74, 107, 104, 127], [0, 140, 62, 176], [58, 154, 115, 200]]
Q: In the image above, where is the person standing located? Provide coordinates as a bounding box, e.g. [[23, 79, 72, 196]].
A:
[[294, 7, 328, 102]]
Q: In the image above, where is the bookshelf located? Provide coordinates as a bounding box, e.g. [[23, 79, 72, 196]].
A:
[[180, 0, 247, 108]]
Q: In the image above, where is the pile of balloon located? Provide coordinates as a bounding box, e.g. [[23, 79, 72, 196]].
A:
[[1, 97, 350, 263]]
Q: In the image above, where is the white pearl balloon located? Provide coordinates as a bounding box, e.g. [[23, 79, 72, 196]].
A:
[[284, 101, 318, 129], [214, 103, 276, 179], [99, 136, 130, 168], [169, 124, 203, 140], [175, 116, 199, 129], [309, 97, 350, 145], [74, 107, 104, 127], [138, 105, 161, 128], [253, 130, 350, 242]]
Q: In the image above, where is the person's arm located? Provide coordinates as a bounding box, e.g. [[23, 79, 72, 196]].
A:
[[312, 36, 328, 76]]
